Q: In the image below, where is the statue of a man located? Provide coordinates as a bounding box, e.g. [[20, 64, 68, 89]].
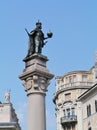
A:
[[25, 21, 53, 57]]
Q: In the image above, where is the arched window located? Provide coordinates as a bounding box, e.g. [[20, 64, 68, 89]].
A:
[[87, 104, 91, 117], [89, 104, 91, 116], [67, 109, 70, 117], [87, 105, 89, 117], [71, 108, 75, 116], [95, 100, 97, 112]]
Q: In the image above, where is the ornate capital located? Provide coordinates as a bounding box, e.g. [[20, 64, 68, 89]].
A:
[[22, 75, 50, 93], [22, 77, 33, 91]]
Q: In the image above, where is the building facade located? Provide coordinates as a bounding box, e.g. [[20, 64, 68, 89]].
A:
[[78, 83, 97, 130], [53, 67, 97, 130], [0, 91, 21, 130]]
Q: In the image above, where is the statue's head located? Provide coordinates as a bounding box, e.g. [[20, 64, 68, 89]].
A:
[[36, 20, 42, 29]]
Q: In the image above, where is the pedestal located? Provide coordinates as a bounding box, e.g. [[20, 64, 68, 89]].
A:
[[19, 54, 54, 130]]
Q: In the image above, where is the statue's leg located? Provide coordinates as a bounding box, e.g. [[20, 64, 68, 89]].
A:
[[39, 42, 42, 53], [38, 46, 41, 53], [35, 42, 39, 53]]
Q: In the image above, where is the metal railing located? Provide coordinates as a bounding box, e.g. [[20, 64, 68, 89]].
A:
[[61, 115, 77, 124]]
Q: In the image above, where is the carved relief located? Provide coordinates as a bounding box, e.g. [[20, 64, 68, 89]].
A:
[[39, 78, 49, 92], [33, 75, 39, 89], [40, 79, 46, 91], [22, 75, 50, 92], [22, 77, 33, 91], [26, 78, 33, 90]]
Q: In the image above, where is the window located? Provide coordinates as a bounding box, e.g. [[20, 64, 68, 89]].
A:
[[71, 108, 75, 116], [95, 100, 97, 111], [88, 127, 91, 130], [87, 104, 91, 117], [67, 109, 70, 117], [63, 109, 65, 115], [95, 100, 97, 112], [87, 105, 89, 116], [89, 105, 91, 116], [65, 93, 71, 101], [73, 75, 76, 82], [82, 75, 87, 82], [69, 76, 73, 83], [65, 77, 68, 84]]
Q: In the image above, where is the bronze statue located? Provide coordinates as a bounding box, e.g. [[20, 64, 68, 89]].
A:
[[25, 21, 53, 57]]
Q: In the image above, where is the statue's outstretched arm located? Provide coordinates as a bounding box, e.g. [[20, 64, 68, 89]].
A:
[[25, 28, 35, 37]]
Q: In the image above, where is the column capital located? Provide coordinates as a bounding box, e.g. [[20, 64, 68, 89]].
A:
[[22, 75, 51, 95], [19, 54, 54, 95]]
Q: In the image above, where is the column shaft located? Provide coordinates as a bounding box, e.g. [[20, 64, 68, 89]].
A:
[[27, 92, 46, 130]]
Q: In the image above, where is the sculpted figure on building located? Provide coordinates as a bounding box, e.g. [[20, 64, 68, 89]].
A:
[[5, 90, 10, 103]]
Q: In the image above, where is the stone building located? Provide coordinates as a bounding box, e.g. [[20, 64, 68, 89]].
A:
[[53, 66, 97, 130], [0, 91, 21, 130], [78, 83, 97, 130]]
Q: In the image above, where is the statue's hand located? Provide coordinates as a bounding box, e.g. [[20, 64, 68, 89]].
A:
[[47, 32, 53, 38]]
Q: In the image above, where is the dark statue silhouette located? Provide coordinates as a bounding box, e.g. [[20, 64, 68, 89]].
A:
[[25, 21, 53, 57]]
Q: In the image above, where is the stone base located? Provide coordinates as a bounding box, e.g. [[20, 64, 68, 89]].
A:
[[23, 54, 48, 68], [19, 53, 54, 80]]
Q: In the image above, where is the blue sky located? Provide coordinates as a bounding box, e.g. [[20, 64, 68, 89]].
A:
[[0, 1, 97, 130]]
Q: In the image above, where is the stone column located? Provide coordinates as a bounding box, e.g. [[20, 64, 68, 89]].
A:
[[19, 54, 54, 130]]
